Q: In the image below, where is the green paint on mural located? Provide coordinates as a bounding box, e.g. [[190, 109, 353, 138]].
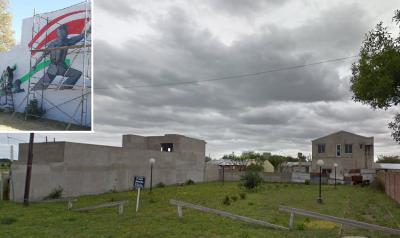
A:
[[20, 59, 71, 83]]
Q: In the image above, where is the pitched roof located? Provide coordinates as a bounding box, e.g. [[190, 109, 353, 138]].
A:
[[312, 130, 373, 142]]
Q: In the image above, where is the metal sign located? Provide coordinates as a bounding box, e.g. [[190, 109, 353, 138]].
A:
[[134, 176, 145, 189]]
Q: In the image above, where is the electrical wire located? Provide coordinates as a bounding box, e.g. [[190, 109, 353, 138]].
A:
[[94, 55, 359, 90]]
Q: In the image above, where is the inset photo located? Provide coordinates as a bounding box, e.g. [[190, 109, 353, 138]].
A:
[[0, 0, 92, 131]]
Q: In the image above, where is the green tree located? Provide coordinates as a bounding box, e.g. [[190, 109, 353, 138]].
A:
[[0, 0, 15, 52], [351, 10, 400, 142]]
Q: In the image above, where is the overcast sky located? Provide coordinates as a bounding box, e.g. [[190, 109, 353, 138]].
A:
[[3, 0, 400, 159]]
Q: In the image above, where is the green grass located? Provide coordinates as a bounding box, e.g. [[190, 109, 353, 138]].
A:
[[0, 182, 399, 237]]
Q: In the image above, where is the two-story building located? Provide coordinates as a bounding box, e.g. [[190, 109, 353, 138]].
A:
[[311, 131, 374, 176]]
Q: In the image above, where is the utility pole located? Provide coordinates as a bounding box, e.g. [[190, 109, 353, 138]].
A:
[[23, 133, 34, 206]]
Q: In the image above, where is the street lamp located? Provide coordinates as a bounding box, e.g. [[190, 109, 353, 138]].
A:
[[149, 158, 155, 192], [333, 163, 338, 189], [317, 159, 324, 203]]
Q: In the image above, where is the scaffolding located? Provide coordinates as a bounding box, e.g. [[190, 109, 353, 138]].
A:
[[20, 0, 92, 128]]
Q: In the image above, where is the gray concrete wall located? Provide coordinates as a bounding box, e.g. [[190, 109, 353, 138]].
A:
[[311, 131, 374, 174], [11, 137, 206, 202]]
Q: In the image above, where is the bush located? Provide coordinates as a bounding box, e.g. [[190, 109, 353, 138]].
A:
[[185, 179, 195, 185], [223, 196, 231, 205], [156, 182, 165, 188], [246, 164, 264, 172], [297, 223, 305, 230], [371, 179, 385, 192], [25, 99, 45, 119], [241, 171, 263, 190], [0, 217, 16, 225], [231, 195, 238, 201], [305, 179, 310, 185], [239, 192, 246, 200], [44, 186, 63, 200]]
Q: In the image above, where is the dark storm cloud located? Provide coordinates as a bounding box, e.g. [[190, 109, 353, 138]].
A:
[[87, 0, 400, 157]]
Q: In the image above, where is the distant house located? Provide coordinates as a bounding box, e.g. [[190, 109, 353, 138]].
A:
[[247, 160, 275, 173], [311, 131, 374, 176], [281, 161, 311, 174], [374, 163, 400, 172]]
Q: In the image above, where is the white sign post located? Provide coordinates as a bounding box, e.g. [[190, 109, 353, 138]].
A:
[[133, 176, 145, 213], [136, 187, 141, 212]]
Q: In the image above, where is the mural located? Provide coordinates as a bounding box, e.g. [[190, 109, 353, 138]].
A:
[[0, 2, 92, 127]]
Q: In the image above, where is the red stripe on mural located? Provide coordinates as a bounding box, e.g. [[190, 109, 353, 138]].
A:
[[28, 10, 86, 48], [31, 18, 89, 56]]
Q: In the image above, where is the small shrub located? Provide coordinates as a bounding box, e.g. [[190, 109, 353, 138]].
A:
[[239, 193, 246, 200], [231, 196, 238, 202], [241, 171, 263, 190], [371, 179, 385, 192], [305, 179, 310, 185], [223, 196, 231, 205], [156, 182, 165, 188], [297, 223, 305, 230], [0, 217, 16, 225], [185, 179, 195, 185], [246, 164, 264, 172], [305, 217, 311, 223], [44, 186, 63, 200], [248, 202, 254, 206], [149, 198, 156, 203]]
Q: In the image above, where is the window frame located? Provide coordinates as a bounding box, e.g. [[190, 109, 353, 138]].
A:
[[317, 143, 325, 153], [345, 144, 353, 154], [336, 144, 341, 157]]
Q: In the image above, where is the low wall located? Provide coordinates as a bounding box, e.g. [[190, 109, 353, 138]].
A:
[[377, 171, 400, 204], [216, 171, 296, 183]]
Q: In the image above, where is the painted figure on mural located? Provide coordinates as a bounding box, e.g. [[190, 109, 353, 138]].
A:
[[32, 24, 90, 90]]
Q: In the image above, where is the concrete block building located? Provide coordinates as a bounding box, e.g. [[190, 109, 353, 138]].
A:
[[10, 134, 206, 201], [311, 131, 374, 176]]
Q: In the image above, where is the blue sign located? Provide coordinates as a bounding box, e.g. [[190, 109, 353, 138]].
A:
[[134, 176, 145, 189]]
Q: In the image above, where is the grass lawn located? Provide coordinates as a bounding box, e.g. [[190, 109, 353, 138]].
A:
[[0, 182, 399, 238], [0, 111, 90, 131]]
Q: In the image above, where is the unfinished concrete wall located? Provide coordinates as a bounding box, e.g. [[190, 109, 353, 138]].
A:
[[11, 135, 206, 201]]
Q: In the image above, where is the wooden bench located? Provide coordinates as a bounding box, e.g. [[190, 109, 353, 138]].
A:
[[279, 205, 400, 235], [70, 200, 129, 215], [170, 199, 288, 230]]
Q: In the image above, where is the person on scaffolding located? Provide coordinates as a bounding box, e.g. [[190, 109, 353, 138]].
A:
[[6, 65, 16, 88], [32, 24, 90, 90]]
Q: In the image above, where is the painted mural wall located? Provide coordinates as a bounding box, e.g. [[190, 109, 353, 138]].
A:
[[0, 2, 91, 127]]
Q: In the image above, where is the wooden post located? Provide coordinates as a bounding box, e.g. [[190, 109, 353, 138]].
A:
[[177, 205, 183, 218], [118, 203, 124, 215], [23, 133, 34, 206], [289, 212, 294, 230]]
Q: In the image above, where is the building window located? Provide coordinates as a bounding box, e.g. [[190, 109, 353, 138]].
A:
[[160, 143, 174, 152], [345, 144, 352, 153], [317, 144, 325, 153], [336, 144, 341, 157]]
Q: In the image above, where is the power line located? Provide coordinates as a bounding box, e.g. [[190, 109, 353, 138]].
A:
[[94, 55, 359, 90]]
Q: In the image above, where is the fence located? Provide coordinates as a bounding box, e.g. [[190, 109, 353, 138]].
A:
[[216, 171, 294, 183], [377, 170, 400, 204], [170, 199, 288, 230], [279, 205, 400, 235]]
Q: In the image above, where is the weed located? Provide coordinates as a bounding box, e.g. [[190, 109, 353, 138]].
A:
[[223, 196, 231, 205], [239, 193, 246, 200], [0, 217, 16, 225]]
